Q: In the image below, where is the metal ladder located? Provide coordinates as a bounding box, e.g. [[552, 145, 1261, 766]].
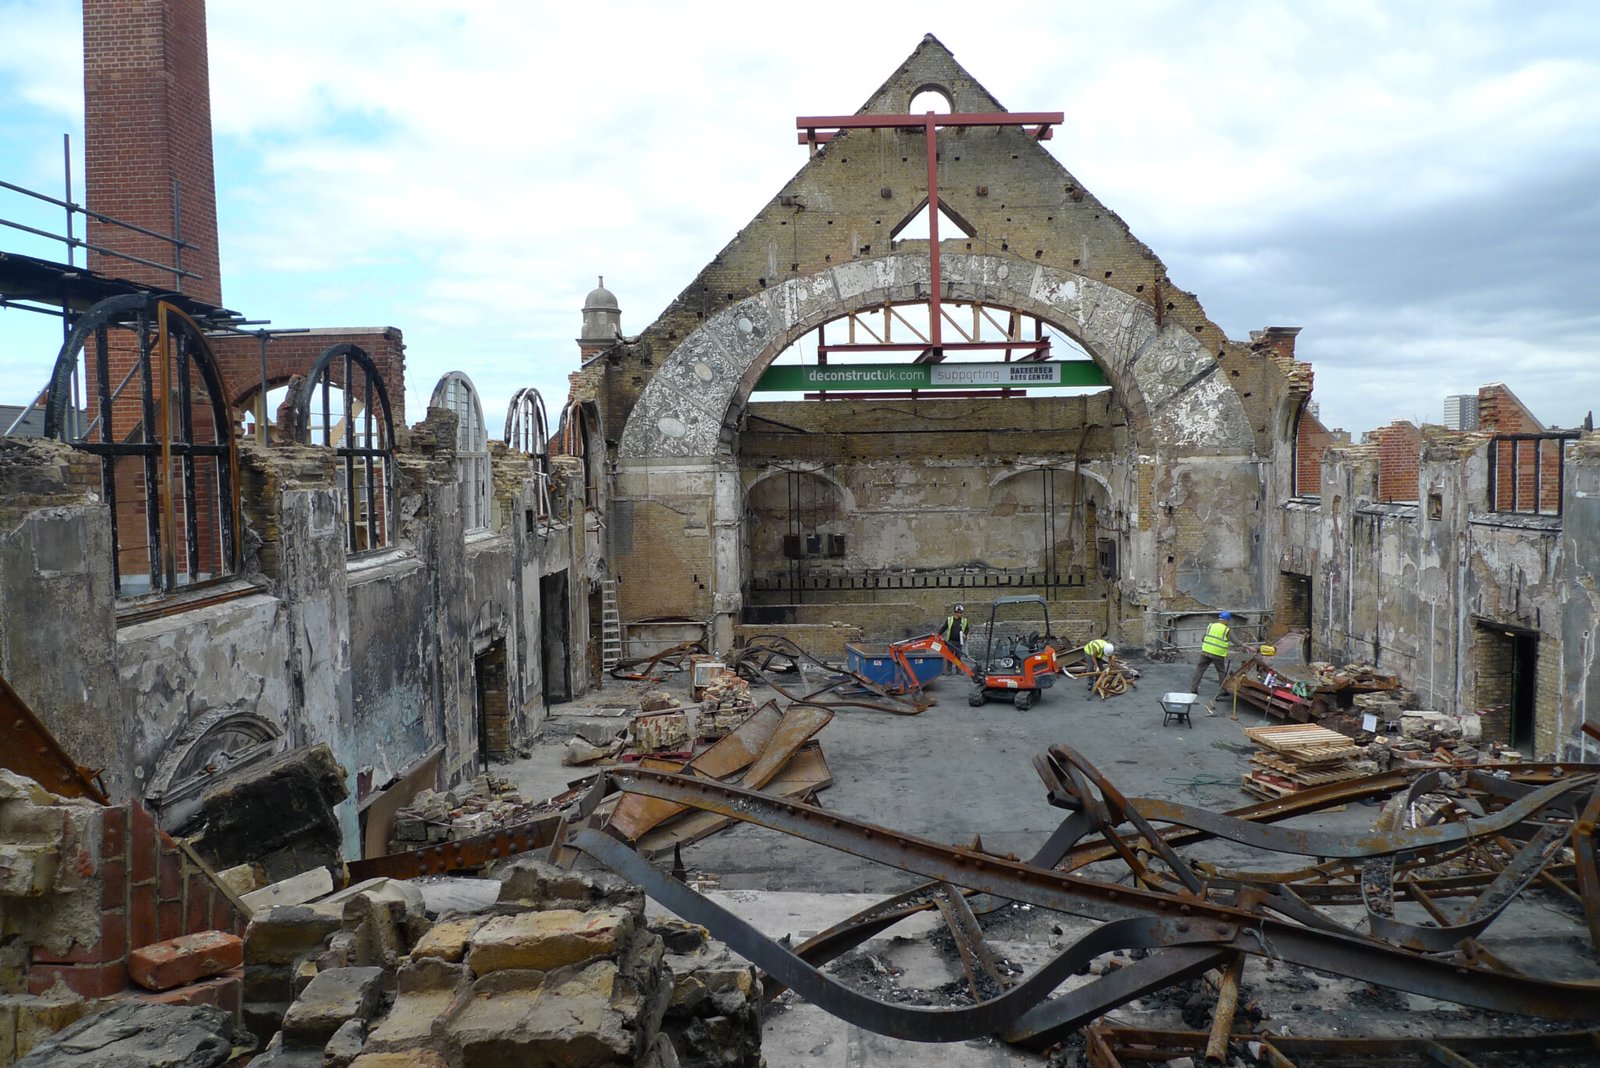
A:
[[600, 580, 623, 671]]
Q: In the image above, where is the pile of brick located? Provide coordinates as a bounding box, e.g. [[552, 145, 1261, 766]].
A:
[[1240, 724, 1373, 800], [389, 776, 530, 853], [0, 769, 249, 1064], [243, 859, 760, 1067], [699, 671, 755, 739], [1366, 709, 1507, 767]]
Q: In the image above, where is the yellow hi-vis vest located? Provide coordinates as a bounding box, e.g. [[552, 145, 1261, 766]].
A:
[[1202, 622, 1231, 657], [1084, 639, 1110, 660]]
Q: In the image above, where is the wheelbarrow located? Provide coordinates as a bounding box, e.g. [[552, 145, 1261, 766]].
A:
[[1158, 692, 1197, 728]]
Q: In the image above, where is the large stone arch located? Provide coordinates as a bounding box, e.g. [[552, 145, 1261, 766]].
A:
[[620, 253, 1253, 460]]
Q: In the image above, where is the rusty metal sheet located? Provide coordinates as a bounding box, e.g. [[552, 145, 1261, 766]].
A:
[[607, 702, 783, 841], [0, 674, 109, 803], [634, 742, 832, 856], [740, 704, 833, 791]]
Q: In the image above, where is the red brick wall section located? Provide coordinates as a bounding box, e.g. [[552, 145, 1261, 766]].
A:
[[1294, 406, 1333, 496], [212, 329, 409, 430], [1478, 384, 1563, 512], [26, 799, 246, 1007], [1375, 421, 1422, 503], [83, 0, 222, 304]]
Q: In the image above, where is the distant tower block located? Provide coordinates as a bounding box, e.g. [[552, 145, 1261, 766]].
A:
[[579, 276, 622, 360], [1443, 394, 1480, 431]]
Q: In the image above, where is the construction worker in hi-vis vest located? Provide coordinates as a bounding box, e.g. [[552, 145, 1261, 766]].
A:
[[939, 605, 969, 673], [1190, 611, 1233, 694]]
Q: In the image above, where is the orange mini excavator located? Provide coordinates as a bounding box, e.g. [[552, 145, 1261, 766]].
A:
[[882, 594, 1061, 710]]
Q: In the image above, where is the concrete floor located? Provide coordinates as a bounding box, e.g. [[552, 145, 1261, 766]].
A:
[[501, 651, 1600, 1066]]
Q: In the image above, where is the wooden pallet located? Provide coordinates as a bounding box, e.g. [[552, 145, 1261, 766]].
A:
[[1243, 724, 1357, 762], [1248, 754, 1363, 786]]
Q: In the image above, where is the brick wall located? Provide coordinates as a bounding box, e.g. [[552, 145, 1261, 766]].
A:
[[213, 328, 409, 430], [83, 0, 221, 303], [1294, 407, 1334, 496], [1374, 421, 1422, 503], [13, 792, 244, 1005], [1477, 384, 1562, 513]]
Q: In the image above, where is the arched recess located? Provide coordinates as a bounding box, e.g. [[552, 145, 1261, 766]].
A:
[[742, 466, 851, 605], [144, 709, 282, 814], [429, 371, 491, 531], [620, 253, 1253, 460], [43, 293, 241, 597], [986, 466, 1107, 584]]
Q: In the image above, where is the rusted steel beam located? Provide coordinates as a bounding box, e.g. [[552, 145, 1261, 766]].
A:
[[347, 812, 561, 881], [932, 881, 1009, 1000], [600, 767, 1600, 1020], [0, 674, 108, 803], [1204, 955, 1245, 1065]]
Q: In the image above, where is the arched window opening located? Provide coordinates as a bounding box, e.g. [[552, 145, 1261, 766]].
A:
[[295, 343, 396, 554], [429, 371, 490, 531], [909, 86, 952, 114], [506, 387, 555, 529], [44, 294, 241, 597], [563, 400, 604, 512]]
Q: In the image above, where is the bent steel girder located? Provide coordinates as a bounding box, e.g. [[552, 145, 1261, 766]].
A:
[[573, 828, 1236, 1043], [598, 767, 1600, 1022], [1039, 745, 1595, 862]]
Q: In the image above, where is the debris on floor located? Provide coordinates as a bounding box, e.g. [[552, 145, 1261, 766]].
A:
[[387, 774, 532, 853], [1222, 656, 1400, 722], [239, 859, 761, 1067]]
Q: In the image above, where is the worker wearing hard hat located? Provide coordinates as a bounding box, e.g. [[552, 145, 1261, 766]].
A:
[[1189, 611, 1235, 695], [938, 605, 969, 673], [1083, 638, 1115, 671]]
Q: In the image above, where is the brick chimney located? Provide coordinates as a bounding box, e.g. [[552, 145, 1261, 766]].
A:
[[83, 0, 223, 305]]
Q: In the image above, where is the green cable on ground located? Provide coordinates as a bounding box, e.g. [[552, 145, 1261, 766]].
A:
[[1162, 774, 1236, 788]]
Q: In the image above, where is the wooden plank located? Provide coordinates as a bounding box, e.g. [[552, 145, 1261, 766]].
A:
[[606, 703, 783, 841], [634, 743, 833, 856]]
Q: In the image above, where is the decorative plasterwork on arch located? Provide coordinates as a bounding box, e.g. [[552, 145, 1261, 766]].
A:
[[620, 253, 1252, 461]]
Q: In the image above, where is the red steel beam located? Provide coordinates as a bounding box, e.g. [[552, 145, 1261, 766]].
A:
[[797, 112, 1063, 133], [803, 390, 1028, 400], [817, 341, 1050, 355], [799, 128, 1053, 144]]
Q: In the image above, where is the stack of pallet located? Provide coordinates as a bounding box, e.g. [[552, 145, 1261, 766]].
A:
[[1240, 723, 1364, 800]]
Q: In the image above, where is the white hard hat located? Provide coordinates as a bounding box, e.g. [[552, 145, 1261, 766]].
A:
[[954, 604, 965, 612], [1103, 642, 1116, 654]]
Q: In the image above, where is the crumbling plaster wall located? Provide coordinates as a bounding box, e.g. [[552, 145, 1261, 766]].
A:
[[0, 419, 586, 857], [1277, 428, 1599, 757], [581, 38, 1300, 651], [739, 396, 1124, 579]]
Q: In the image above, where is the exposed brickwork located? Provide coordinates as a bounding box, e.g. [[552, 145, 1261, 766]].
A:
[[1373, 421, 1422, 503], [17, 792, 246, 1003], [83, 0, 221, 303], [213, 328, 409, 429], [1294, 407, 1336, 497]]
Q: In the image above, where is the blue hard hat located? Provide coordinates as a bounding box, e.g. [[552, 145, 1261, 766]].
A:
[[1218, 610, 1232, 620]]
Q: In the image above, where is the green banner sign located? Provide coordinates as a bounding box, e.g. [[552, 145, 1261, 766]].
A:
[[754, 360, 1106, 392]]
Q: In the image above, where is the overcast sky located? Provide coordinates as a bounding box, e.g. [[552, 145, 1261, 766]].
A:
[[2, 1, 1597, 436]]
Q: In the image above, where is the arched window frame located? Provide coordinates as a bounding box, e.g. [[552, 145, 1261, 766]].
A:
[[44, 294, 241, 597], [295, 343, 397, 554], [505, 386, 555, 529], [429, 371, 491, 532]]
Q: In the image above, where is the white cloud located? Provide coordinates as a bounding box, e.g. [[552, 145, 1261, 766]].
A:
[[1, 0, 1597, 440]]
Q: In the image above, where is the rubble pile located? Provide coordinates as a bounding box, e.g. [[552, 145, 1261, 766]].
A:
[[244, 860, 760, 1067], [698, 671, 754, 738], [389, 776, 530, 853], [1224, 657, 1399, 722]]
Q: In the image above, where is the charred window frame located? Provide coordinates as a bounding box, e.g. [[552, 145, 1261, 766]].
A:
[[1487, 433, 1579, 517], [505, 386, 555, 527], [44, 294, 241, 598], [429, 371, 491, 531], [296, 343, 396, 554]]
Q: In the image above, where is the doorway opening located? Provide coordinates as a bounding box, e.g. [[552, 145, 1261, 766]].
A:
[[474, 638, 509, 767], [1474, 623, 1538, 752], [540, 571, 572, 705]]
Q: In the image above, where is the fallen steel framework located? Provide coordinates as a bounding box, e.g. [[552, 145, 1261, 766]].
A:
[[567, 746, 1600, 1049]]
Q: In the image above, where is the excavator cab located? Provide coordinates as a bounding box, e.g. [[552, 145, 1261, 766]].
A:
[[968, 595, 1058, 710]]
